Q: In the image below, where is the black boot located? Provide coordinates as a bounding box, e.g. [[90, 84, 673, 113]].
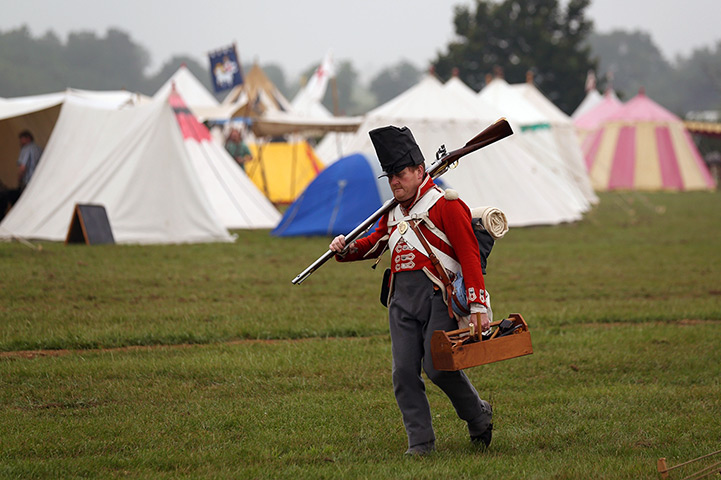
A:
[[470, 422, 492, 449]]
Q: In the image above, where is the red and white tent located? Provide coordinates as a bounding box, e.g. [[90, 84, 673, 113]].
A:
[[582, 89, 715, 191], [169, 91, 281, 229]]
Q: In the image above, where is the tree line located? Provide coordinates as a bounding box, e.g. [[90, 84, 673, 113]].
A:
[[1, 0, 719, 117]]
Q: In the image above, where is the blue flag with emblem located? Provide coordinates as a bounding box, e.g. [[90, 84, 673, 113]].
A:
[[208, 44, 243, 92]]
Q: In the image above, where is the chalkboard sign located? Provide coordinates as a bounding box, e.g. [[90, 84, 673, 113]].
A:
[[65, 204, 115, 245]]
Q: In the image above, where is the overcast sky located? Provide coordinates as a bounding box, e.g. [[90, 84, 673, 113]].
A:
[[3, 0, 720, 81]]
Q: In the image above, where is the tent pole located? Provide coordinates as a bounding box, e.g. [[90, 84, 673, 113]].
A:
[[331, 77, 340, 116], [290, 136, 298, 201], [330, 75, 342, 159], [258, 142, 271, 200], [335, 132, 343, 160]]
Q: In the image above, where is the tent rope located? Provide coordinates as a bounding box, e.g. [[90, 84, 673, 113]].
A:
[[658, 449, 721, 479]]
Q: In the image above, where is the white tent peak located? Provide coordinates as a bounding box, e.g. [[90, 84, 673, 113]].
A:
[[155, 65, 219, 109]]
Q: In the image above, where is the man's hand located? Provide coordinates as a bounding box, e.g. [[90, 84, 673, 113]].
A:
[[329, 235, 346, 253], [470, 312, 490, 335]]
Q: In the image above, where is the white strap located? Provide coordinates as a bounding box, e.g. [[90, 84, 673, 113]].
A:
[[387, 186, 444, 227], [388, 219, 461, 275]]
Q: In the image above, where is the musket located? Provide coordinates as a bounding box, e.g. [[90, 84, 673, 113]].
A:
[[291, 118, 513, 285]]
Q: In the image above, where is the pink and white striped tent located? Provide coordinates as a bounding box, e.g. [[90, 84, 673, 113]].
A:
[[574, 90, 623, 156], [582, 89, 715, 191]]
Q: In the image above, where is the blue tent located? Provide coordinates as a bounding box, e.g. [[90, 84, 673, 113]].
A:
[[272, 153, 392, 237]]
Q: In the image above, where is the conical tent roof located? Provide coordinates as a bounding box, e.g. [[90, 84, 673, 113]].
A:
[[512, 83, 569, 125], [222, 64, 293, 118], [572, 89, 603, 119], [512, 81, 598, 205], [0, 94, 233, 243], [168, 91, 281, 229], [272, 152, 391, 236], [584, 90, 715, 191], [154, 65, 238, 121], [333, 74, 584, 226], [478, 78, 547, 125], [155, 65, 219, 109], [574, 90, 624, 131], [479, 78, 591, 212], [443, 76, 479, 99]]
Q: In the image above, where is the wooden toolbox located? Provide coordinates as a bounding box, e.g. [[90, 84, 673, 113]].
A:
[[431, 313, 533, 371]]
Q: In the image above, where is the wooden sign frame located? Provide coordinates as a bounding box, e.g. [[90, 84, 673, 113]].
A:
[[65, 203, 115, 245]]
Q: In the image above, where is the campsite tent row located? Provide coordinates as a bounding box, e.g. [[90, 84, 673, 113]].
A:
[[0, 89, 281, 244], [278, 73, 596, 236], [1, 62, 351, 245], [154, 64, 596, 226], [157, 64, 359, 204]]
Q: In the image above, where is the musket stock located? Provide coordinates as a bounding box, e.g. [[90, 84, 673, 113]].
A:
[[291, 118, 513, 285]]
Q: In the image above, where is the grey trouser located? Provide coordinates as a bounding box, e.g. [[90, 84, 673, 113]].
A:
[[389, 270, 492, 448]]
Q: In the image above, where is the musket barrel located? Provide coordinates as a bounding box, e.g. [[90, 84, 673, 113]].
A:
[[291, 197, 398, 285], [291, 250, 335, 285]]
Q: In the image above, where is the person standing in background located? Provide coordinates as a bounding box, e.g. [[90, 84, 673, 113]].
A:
[[17, 130, 43, 192]]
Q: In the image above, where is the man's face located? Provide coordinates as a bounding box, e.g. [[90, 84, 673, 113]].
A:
[[387, 165, 424, 204], [18, 136, 30, 147]]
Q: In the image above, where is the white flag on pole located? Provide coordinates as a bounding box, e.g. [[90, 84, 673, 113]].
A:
[[291, 50, 335, 118]]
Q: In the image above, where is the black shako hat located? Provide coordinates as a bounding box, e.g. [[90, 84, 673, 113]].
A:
[[369, 125, 425, 177]]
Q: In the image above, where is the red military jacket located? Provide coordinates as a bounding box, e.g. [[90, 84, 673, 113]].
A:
[[336, 174, 487, 308]]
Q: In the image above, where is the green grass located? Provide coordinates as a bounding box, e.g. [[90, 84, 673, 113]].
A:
[[2, 324, 719, 479], [1, 191, 721, 479]]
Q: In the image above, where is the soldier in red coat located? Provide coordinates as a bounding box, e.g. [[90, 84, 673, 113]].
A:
[[329, 125, 493, 456]]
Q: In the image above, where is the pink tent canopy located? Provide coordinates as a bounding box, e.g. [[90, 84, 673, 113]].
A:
[[574, 90, 623, 130], [574, 90, 624, 161], [583, 90, 715, 191]]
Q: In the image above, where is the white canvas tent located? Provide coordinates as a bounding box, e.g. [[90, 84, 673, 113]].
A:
[[571, 70, 620, 119], [572, 89, 603, 119], [479, 78, 592, 212], [332, 74, 583, 226], [512, 81, 598, 205], [168, 91, 281, 229], [0, 94, 234, 244]]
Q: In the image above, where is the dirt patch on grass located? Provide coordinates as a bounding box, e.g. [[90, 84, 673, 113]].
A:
[[576, 319, 721, 329], [0, 336, 372, 361]]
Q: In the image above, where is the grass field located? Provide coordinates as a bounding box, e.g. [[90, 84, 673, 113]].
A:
[[1, 191, 720, 479]]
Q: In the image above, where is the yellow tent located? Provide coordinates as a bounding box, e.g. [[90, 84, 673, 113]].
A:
[[246, 140, 324, 204]]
